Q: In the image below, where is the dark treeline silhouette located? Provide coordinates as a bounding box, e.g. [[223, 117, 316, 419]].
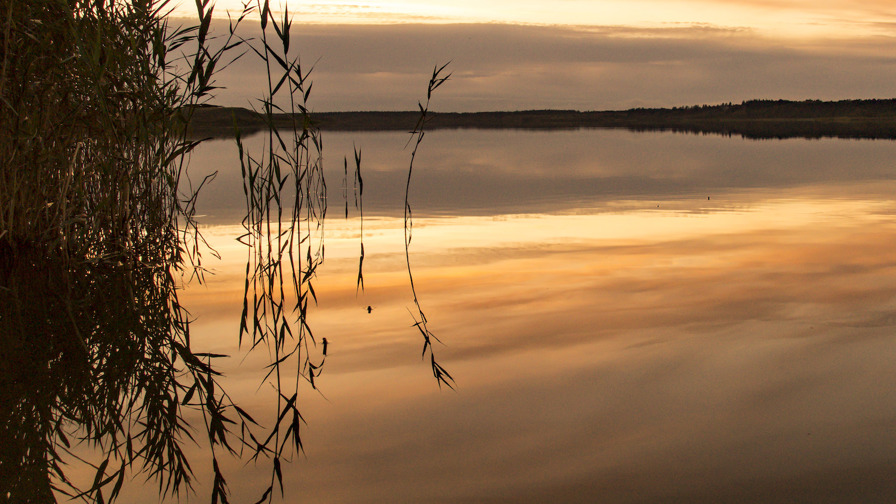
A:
[[191, 99, 896, 140], [623, 98, 896, 119]]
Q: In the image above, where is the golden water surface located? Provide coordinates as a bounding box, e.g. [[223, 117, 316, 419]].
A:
[[126, 129, 896, 503]]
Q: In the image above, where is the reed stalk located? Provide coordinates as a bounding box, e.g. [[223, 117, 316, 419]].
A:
[[0, 0, 253, 501], [403, 63, 455, 389], [0, 1, 454, 502]]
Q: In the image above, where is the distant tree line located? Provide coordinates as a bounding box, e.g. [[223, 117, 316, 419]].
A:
[[626, 99, 896, 120], [191, 99, 896, 140]]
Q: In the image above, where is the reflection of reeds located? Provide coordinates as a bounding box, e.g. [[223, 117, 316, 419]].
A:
[[404, 63, 455, 389], [341, 150, 365, 292], [353, 147, 365, 293]]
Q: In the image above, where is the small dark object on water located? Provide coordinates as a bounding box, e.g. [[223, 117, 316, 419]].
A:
[[322, 338, 328, 356], [707, 196, 710, 200], [367, 306, 373, 313]]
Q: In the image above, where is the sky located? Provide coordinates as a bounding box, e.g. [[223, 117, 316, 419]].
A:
[[164, 0, 896, 111], [171, 0, 896, 36]]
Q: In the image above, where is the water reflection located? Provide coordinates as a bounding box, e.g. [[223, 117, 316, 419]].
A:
[[190, 129, 896, 220], [166, 130, 896, 503]]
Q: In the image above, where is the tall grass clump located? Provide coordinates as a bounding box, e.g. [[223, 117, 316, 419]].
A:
[[0, 0, 253, 501], [0, 0, 454, 501]]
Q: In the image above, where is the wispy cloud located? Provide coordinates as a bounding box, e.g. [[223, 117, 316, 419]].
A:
[[172, 0, 896, 38], [205, 20, 896, 111]]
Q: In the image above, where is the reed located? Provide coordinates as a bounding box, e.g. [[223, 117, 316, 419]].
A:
[[404, 63, 455, 389], [233, 2, 328, 499], [234, 17, 455, 500], [0, 0, 453, 502], [0, 0, 251, 501]]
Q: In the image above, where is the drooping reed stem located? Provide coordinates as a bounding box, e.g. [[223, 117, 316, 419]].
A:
[[403, 62, 455, 390]]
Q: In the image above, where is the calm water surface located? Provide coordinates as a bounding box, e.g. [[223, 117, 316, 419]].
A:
[[140, 130, 896, 502]]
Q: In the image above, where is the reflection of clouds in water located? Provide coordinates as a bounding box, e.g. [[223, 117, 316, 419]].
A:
[[293, 211, 896, 504], [189, 129, 896, 221], [155, 132, 896, 503], [185, 196, 896, 363]]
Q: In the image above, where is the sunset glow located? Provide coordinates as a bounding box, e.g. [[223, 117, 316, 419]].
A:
[[16, 0, 896, 502], [169, 0, 896, 38], [164, 0, 896, 112]]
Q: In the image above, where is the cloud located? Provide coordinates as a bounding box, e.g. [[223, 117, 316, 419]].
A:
[[201, 20, 896, 111]]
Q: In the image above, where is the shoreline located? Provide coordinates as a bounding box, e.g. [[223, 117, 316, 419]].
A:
[[188, 99, 896, 140]]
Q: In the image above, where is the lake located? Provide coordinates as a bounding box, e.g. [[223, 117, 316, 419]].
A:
[[141, 128, 896, 502]]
